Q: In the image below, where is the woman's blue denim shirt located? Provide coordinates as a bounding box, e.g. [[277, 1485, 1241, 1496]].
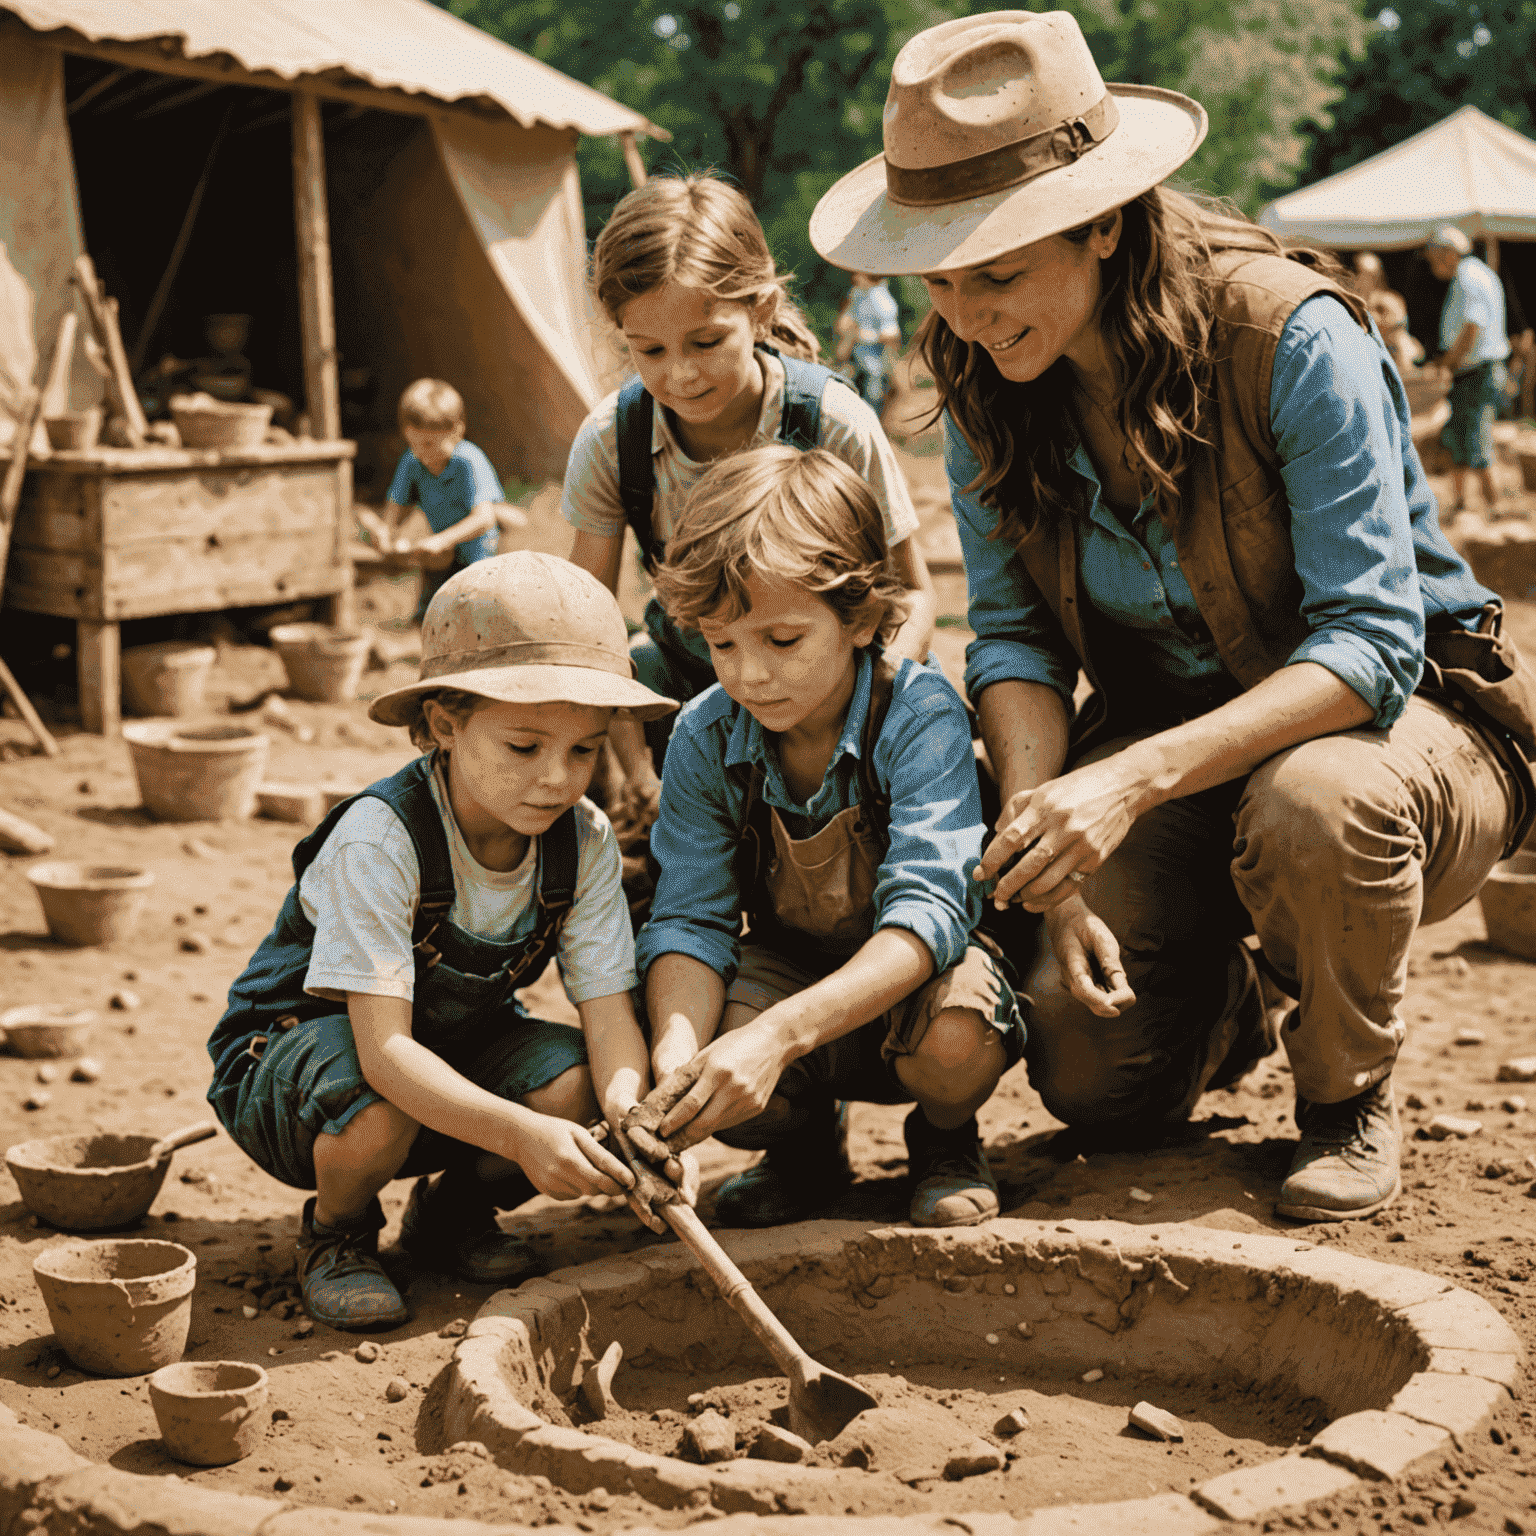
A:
[[635, 650, 985, 988]]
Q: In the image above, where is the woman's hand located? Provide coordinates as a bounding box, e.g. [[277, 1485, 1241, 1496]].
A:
[[513, 1115, 635, 1201], [1044, 896, 1136, 1018], [977, 753, 1150, 911]]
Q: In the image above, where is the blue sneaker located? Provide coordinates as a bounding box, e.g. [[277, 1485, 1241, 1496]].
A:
[[905, 1109, 999, 1227], [714, 1101, 851, 1227], [1276, 1078, 1401, 1222], [296, 1197, 409, 1331], [399, 1172, 544, 1286]]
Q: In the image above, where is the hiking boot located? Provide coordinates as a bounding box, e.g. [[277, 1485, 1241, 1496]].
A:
[[905, 1108, 999, 1227], [1204, 945, 1277, 1094], [296, 1196, 409, 1331], [713, 1101, 851, 1228], [1276, 1078, 1401, 1222], [398, 1171, 545, 1286]]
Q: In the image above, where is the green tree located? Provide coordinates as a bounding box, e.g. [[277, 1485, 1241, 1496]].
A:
[[1299, 0, 1536, 183]]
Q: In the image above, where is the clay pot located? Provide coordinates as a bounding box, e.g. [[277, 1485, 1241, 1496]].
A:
[[1480, 853, 1536, 961], [0, 1004, 95, 1058], [122, 722, 269, 822], [169, 396, 271, 451], [43, 408, 103, 452], [149, 1361, 268, 1466], [269, 623, 371, 704], [121, 642, 217, 718], [33, 1238, 195, 1376], [203, 313, 252, 354], [26, 863, 154, 945], [5, 1123, 216, 1231]]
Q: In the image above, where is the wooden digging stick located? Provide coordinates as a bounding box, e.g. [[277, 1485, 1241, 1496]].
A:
[[71, 255, 146, 445]]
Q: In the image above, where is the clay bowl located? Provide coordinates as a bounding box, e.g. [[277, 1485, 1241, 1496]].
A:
[[0, 1004, 95, 1058], [149, 1360, 268, 1465], [26, 862, 155, 946], [1480, 853, 1536, 961], [33, 1238, 195, 1376], [4, 1123, 215, 1231]]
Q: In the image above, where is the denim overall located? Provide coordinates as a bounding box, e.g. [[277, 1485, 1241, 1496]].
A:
[[207, 754, 582, 1190]]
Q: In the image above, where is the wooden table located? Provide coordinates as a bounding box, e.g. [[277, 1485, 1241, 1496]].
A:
[[3, 440, 356, 735]]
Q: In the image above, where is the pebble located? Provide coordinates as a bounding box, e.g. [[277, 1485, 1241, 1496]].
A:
[[683, 1409, 736, 1464], [1455, 1028, 1486, 1045], [994, 1407, 1030, 1437], [1129, 1401, 1185, 1442], [109, 989, 140, 1012], [1428, 1114, 1483, 1140], [984, 1332, 999, 1345], [944, 1440, 1004, 1479], [438, 1318, 468, 1339], [1016, 1322, 1031, 1337], [355, 1342, 380, 1363], [23, 1092, 49, 1110], [178, 932, 212, 954], [1081, 1368, 1104, 1383], [1504, 1097, 1528, 1113], [1002, 1283, 1016, 1295], [273, 1473, 294, 1492], [242, 1305, 258, 1320], [294, 1319, 314, 1338], [45, 1365, 60, 1380], [386, 1377, 409, 1403], [1128, 1187, 1153, 1202], [351, 1411, 365, 1424], [750, 1424, 813, 1463], [70, 1058, 101, 1083], [1498, 1057, 1536, 1082], [35, 1064, 56, 1084], [272, 1409, 290, 1421]]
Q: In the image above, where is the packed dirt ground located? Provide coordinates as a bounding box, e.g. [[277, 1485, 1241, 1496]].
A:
[[1, 381, 1535, 1533]]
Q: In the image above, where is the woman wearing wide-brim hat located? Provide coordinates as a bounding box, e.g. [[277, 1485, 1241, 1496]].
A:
[[812, 10, 1536, 1224]]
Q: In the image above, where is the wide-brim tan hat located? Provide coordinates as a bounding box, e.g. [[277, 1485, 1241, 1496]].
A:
[[369, 551, 679, 727], [811, 10, 1207, 276]]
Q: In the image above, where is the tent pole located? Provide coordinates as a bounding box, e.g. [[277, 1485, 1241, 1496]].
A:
[[1484, 235, 1500, 273], [291, 91, 341, 441], [619, 130, 647, 189]]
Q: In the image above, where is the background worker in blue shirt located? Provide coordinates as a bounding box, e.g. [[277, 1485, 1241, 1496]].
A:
[[844, 273, 903, 416], [1425, 226, 1511, 514]]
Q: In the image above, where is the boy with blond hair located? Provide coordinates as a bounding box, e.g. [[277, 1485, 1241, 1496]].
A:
[[359, 379, 506, 621], [623, 445, 1027, 1229]]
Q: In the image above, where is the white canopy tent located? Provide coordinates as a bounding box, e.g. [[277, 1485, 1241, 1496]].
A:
[[1260, 106, 1536, 254]]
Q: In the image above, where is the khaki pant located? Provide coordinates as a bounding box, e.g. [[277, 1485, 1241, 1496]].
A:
[[1023, 695, 1521, 1121]]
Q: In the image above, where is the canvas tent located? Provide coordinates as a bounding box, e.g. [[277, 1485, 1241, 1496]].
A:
[[0, 0, 659, 485], [1260, 106, 1536, 253]]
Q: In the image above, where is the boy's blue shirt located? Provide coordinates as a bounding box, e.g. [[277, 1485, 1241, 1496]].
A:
[[635, 650, 986, 988], [387, 440, 502, 565]]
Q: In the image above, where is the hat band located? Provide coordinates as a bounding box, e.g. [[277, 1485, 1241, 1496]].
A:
[[421, 640, 631, 680], [884, 94, 1120, 208]]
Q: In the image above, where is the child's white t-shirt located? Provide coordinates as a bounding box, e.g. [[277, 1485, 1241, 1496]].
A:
[[298, 761, 636, 1006], [561, 352, 920, 550]]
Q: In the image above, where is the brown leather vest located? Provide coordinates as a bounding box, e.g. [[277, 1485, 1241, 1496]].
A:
[[1009, 250, 1372, 747]]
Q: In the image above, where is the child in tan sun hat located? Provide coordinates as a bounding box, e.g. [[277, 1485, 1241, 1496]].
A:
[[207, 552, 687, 1332]]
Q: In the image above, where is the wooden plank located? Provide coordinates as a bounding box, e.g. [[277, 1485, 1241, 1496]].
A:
[[0, 386, 43, 525], [34, 441, 355, 473], [96, 463, 343, 547], [40, 312, 78, 416], [292, 93, 341, 440], [77, 619, 120, 737], [5, 546, 100, 620], [70, 257, 148, 444], [0, 655, 59, 756]]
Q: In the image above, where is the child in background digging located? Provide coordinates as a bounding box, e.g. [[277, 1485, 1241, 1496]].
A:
[[563, 173, 938, 827], [625, 445, 1025, 1230], [206, 553, 689, 1332], [358, 379, 503, 623]]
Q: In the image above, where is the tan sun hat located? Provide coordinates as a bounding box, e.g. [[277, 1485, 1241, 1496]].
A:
[[810, 10, 1207, 276], [368, 551, 679, 727]]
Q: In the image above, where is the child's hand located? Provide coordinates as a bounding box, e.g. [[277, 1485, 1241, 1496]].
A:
[[1043, 895, 1136, 1018], [607, 1121, 699, 1234], [515, 1114, 634, 1201]]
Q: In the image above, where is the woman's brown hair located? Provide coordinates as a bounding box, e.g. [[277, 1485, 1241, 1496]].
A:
[[653, 445, 908, 646], [593, 174, 820, 361], [917, 187, 1344, 541]]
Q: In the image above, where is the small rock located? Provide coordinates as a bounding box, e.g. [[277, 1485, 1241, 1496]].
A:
[[1016, 1321, 1031, 1337], [1466, 1098, 1487, 1112], [272, 1409, 290, 1421], [1128, 1187, 1153, 1202], [1503, 1097, 1527, 1113], [108, 989, 139, 1012], [355, 1342, 380, 1363], [1002, 1283, 1016, 1295], [1486, 1161, 1513, 1179], [294, 1319, 314, 1338], [750, 1424, 813, 1463], [995, 1407, 1030, 1436], [1455, 1028, 1486, 1046], [45, 1365, 60, 1380], [1405, 1092, 1427, 1110], [1428, 1114, 1483, 1140], [23, 1092, 49, 1111], [686, 1392, 707, 1407], [580, 1340, 622, 1421], [70, 1058, 101, 1083], [378, 1431, 392, 1441], [35, 1064, 56, 1084], [351, 1411, 365, 1424], [684, 1409, 736, 1464], [1081, 1368, 1104, 1383], [242, 1305, 258, 1320], [944, 1440, 1004, 1479], [385, 1377, 409, 1403], [1498, 1057, 1536, 1083], [984, 1332, 999, 1345], [1129, 1401, 1185, 1442], [438, 1318, 468, 1339], [273, 1473, 294, 1492]]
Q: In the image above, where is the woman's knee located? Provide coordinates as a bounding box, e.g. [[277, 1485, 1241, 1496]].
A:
[[522, 1063, 600, 1124]]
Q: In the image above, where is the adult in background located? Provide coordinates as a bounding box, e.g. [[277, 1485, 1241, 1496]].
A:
[[1425, 227, 1511, 513], [845, 272, 903, 416], [810, 10, 1536, 1222]]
